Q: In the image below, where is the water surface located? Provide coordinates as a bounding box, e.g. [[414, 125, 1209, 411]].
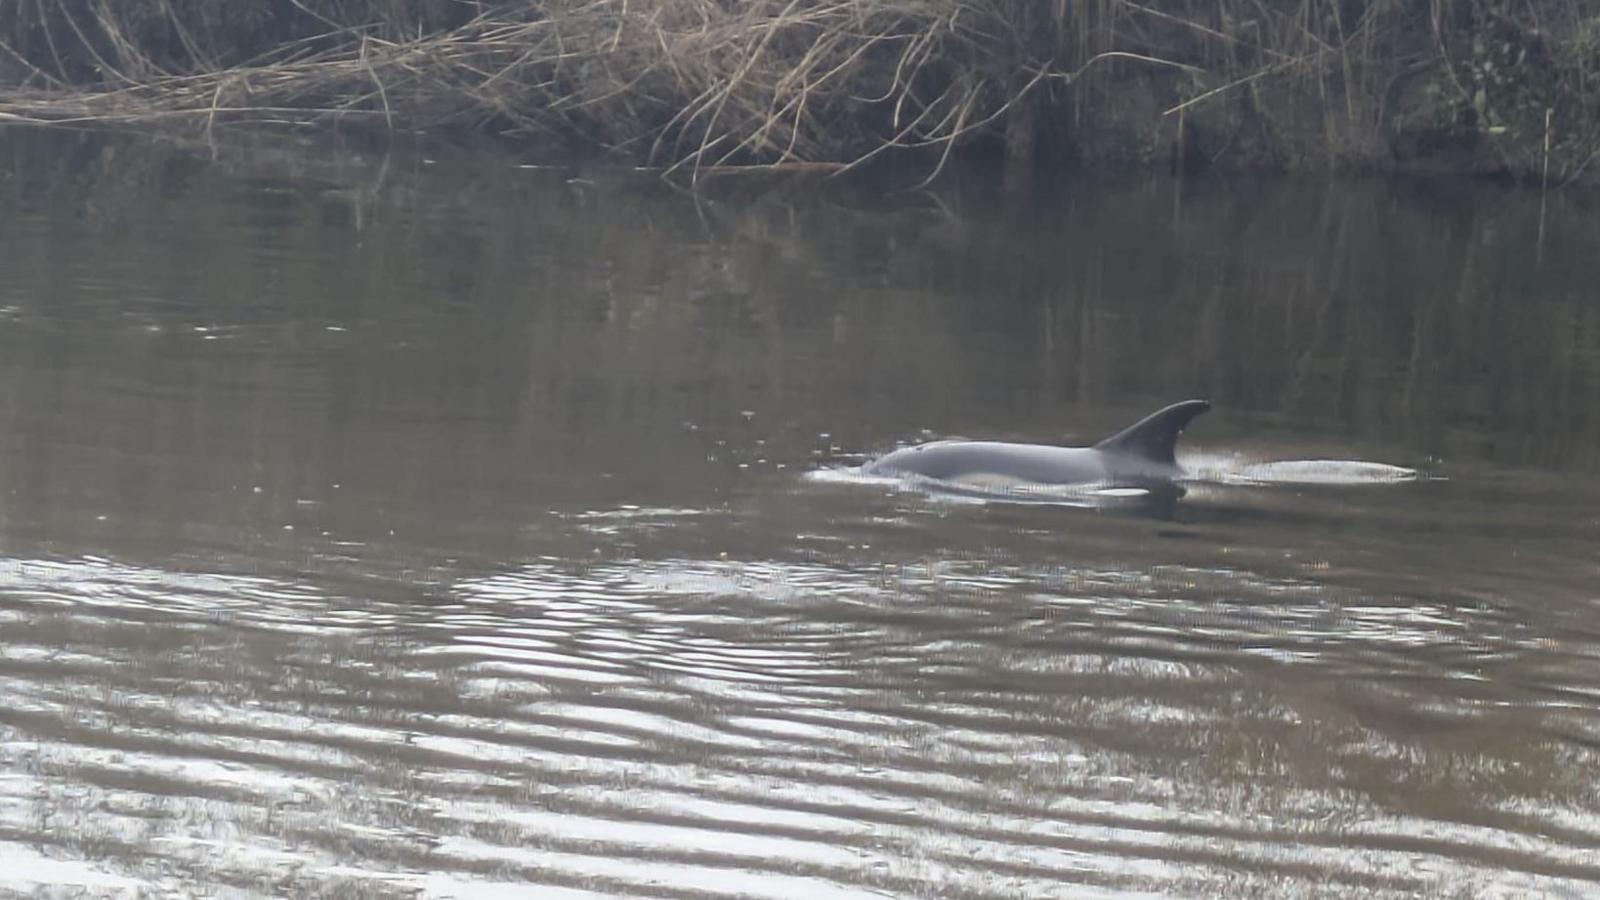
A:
[[2, 129, 1599, 897]]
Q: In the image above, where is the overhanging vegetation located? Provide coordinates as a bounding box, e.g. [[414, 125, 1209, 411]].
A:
[[2, 1, 1598, 183]]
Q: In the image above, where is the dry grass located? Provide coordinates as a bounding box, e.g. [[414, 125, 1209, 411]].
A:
[[2, 0, 1098, 179], [3, 0, 1599, 183]]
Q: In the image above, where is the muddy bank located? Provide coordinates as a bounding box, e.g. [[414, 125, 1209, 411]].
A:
[[2, 1, 1597, 186]]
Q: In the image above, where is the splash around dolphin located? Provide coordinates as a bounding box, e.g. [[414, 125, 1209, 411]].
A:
[[863, 400, 1211, 492]]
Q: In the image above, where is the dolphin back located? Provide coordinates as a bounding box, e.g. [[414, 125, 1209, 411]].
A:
[[1092, 399, 1211, 467]]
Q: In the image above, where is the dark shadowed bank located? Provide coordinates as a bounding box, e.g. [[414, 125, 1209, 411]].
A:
[[2, 1, 1598, 184]]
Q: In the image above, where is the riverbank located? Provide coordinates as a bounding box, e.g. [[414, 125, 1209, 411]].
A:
[[3, 1, 1598, 186]]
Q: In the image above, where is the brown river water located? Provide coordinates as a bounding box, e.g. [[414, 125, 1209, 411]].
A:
[[1, 129, 1599, 897]]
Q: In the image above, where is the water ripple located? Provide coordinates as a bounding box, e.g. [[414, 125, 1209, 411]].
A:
[[2, 547, 1599, 896]]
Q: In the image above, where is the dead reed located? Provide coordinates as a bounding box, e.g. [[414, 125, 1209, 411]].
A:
[[2, 0, 1598, 183]]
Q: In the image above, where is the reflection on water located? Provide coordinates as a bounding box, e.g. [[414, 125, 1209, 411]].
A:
[[2, 128, 1600, 896]]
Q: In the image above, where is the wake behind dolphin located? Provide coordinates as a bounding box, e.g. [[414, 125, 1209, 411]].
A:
[[864, 400, 1211, 492]]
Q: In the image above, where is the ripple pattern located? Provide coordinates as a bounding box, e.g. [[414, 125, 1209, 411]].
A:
[[4, 545, 1600, 898]]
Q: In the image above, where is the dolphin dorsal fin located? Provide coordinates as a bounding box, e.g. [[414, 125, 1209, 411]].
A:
[[1092, 399, 1211, 466]]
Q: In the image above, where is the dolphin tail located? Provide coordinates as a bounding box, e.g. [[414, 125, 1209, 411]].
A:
[[1092, 399, 1211, 466]]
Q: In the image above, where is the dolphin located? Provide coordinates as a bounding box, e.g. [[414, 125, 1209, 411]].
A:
[[863, 400, 1211, 490]]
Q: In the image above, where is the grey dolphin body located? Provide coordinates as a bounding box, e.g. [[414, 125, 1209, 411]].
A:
[[863, 400, 1211, 489]]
